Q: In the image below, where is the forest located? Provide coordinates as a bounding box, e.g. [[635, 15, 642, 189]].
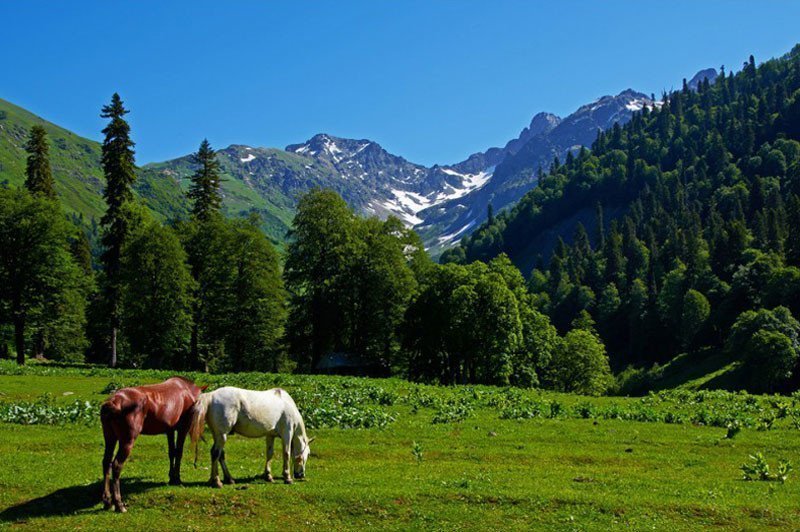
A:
[[444, 46, 800, 394], [4, 47, 800, 396]]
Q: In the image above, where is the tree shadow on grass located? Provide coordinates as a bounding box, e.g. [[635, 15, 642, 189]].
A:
[[0, 478, 161, 524]]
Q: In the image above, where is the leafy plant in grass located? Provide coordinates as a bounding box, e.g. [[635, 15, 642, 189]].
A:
[[432, 400, 474, 424], [0, 394, 97, 425], [741, 452, 793, 483], [411, 441, 423, 464], [726, 420, 741, 439]]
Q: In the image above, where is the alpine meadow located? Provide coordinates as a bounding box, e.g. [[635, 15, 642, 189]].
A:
[[2, 3, 800, 530]]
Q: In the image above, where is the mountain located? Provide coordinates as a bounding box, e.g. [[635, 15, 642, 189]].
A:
[[0, 97, 186, 225], [1, 68, 717, 249], [144, 87, 668, 251], [687, 68, 718, 90], [415, 89, 662, 253]]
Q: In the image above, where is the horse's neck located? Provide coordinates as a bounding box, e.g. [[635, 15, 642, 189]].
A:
[[287, 403, 307, 442]]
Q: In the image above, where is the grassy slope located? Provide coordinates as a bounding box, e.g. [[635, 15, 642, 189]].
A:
[[0, 97, 187, 224], [140, 148, 311, 244], [1, 366, 799, 530]]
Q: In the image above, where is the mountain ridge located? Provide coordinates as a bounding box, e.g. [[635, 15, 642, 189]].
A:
[[0, 68, 717, 248]]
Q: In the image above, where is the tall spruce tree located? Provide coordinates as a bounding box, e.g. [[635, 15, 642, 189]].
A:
[[24, 125, 56, 198], [188, 139, 223, 220], [99, 93, 136, 368]]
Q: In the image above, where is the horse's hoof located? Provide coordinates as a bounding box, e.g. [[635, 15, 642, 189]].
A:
[[168, 478, 182, 486], [209, 479, 223, 489], [265, 475, 274, 483], [115, 504, 127, 513], [284, 478, 293, 485], [223, 477, 235, 485], [102, 501, 113, 511]]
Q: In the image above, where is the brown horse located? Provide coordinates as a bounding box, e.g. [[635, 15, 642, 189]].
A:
[[100, 376, 207, 512]]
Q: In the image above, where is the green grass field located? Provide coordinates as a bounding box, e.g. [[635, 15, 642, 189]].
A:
[[1, 362, 799, 530]]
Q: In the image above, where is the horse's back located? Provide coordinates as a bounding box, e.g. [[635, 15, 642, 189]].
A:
[[102, 377, 198, 436], [206, 387, 292, 438]]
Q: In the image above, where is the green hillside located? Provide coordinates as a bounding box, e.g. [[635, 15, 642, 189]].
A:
[[0, 97, 187, 225], [445, 46, 800, 392]]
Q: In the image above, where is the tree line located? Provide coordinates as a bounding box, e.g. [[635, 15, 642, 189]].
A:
[[0, 94, 614, 394]]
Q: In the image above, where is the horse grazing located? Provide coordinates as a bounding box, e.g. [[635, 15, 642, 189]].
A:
[[189, 387, 313, 487], [100, 376, 207, 512]]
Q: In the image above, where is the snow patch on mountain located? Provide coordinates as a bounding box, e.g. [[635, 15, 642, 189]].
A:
[[377, 167, 493, 226], [437, 219, 477, 245], [240, 153, 256, 163]]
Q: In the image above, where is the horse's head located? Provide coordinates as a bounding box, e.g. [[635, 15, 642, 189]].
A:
[[293, 436, 314, 480]]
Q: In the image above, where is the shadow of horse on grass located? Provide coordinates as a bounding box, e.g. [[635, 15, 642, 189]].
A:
[[0, 475, 285, 523], [0, 478, 160, 523]]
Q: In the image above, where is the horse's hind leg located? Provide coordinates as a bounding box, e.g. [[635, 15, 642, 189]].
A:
[[101, 421, 117, 509], [111, 436, 135, 513], [219, 434, 235, 485], [209, 431, 225, 489], [264, 436, 275, 482]]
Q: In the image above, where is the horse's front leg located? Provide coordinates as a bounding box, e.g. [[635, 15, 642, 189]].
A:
[[166, 430, 179, 485], [173, 424, 189, 485], [281, 430, 293, 484], [264, 436, 275, 482]]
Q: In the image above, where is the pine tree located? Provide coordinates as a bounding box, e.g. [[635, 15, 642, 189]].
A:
[[24, 125, 56, 198], [188, 139, 223, 220], [595, 202, 605, 248], [99, 93, 137, 368]]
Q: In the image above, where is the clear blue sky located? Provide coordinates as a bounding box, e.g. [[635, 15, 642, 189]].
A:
[[2, 1, 799, 165]]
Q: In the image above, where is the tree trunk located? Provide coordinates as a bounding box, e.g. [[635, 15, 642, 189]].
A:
[[34, 331, 45, 360], [110, 326, 117, 368], [14, 317, 25, 366]]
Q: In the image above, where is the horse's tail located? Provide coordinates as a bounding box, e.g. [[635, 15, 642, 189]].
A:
[[189, 393, 212, 467]]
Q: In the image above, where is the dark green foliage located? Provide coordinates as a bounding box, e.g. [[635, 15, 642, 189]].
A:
[[448, 49, 800, 384], [119, 213, 194, 368], [0, 189, 88, 363], [726, 307, 800, 391], [403, 256, 561, 387], [223, 217, 286, 371], [99, 93, 137, 367], [24, 125, 55, 198], [285, 190, 420, 372], [544, 329, 613, 395], [188, 139, 223, 220], [182, 214, 286, 372]]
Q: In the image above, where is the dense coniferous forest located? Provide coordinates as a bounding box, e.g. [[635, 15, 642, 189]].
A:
[[2, 47, 800, 395], [444, 46, 800, 393]]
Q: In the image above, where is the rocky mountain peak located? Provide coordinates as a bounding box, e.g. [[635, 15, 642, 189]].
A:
[[687, 68, 718, 90]]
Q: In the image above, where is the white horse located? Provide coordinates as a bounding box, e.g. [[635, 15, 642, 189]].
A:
[[189, 387, 313, 486]]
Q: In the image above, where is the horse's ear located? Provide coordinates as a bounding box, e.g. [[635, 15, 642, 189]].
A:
[[200, 385, 209, 391]]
